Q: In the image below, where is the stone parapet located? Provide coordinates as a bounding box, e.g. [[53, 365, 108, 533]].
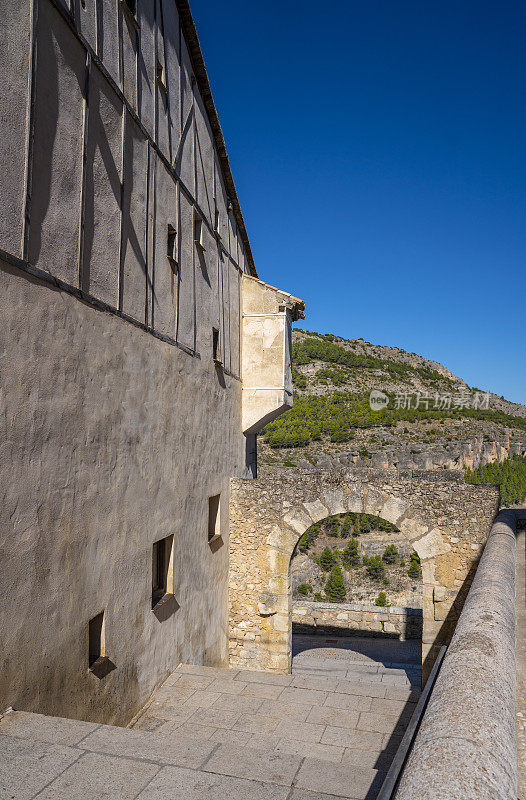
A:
[[395, 509, 518, 800], [291, 600, 423, 639]]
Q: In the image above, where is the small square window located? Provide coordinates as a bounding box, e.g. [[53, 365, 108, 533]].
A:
[[167, 225, 177, 264], [152, 535, 174, 609], [194, 211, 205, 252], [208, 495, 220, 543], [88, 611, 105, 668], [212, 328, 222, 365]]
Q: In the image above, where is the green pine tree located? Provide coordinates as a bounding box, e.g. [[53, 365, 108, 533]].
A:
[[319, 546, 336, 571], [382, 544, 398, 564], [375, 591, 390, 607], [408, 549, 421, 579], [365, 555, 385, 580], [325, 565, 347, 603], [342, 537, 360, 568]]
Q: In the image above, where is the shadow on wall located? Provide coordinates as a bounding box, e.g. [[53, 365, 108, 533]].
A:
[[421, 559, 480, 680]]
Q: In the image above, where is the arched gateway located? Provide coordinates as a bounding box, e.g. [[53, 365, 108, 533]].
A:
[[228, 467, 499, 681]]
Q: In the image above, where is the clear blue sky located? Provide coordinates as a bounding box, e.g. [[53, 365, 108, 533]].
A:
[[190, 1, 526, 403]]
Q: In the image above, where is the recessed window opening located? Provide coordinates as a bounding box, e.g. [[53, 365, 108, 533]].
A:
[[214, 203, 220, 238], [208, 495, 220, 542], [194, 211, 205, 251], [121, 0, 136, 17], [156, 60, 166, 92], [88, 611, 105, 668], [212, 328, 221, 364], [167, 225, 177, 264], [152, 535, 174, 609]]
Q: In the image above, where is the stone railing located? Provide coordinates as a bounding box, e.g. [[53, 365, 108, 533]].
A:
[[292, 601, 422, 640], [395, 509, 518, 800]]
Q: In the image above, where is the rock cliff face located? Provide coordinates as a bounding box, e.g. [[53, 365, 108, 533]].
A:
[[259, 328, 526, 475]]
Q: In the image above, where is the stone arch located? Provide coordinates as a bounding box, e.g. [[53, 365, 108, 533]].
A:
[[228, 468, 499, 680]]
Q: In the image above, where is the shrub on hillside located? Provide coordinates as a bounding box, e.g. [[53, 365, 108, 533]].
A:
[[375, 591, 390, 607], [364, 554, 385, 580], [296, 583, 312, 596]]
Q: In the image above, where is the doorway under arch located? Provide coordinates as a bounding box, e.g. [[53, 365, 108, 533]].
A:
[[289, 510, 423, 679], [228, 468, 499, 681]]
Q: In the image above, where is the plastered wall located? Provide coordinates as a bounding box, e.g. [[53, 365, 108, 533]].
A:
[[2, 0, 248, 368], [0, 260, 243, 725], [0, 0, 253, 725]]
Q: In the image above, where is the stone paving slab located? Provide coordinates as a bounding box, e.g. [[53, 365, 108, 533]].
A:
[[275, 739, 345, 763], [288, 791, 351, 800], [203, 742, 301, 785], [257, 698, 314, 721], [231, 712, 283, 735], [0, 733, 80, 800], [80, 724, 217, 768], [133, 764, 291, 800], [295, 757, 385, 799], [324, 692, 373, 711], [0, 711, 98, 746], [320, 727, 384, 750], [273, 719, 326, 743], [306, 706, 361, 729], [35, 751, 160, 800], [234, 669, 295, 686]]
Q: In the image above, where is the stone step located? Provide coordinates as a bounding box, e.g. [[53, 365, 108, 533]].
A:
[[0, 709, 387, 799]]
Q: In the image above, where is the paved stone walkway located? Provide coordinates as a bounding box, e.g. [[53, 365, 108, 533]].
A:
[[0, 636, 421, 799], [517, 528, 526, 800]]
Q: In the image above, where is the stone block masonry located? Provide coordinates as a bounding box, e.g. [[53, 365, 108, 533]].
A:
[[292, 601, 423, 640], [228, 466, 499, 679]]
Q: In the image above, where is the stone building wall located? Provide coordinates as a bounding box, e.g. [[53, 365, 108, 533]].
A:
[[228, 467, 500, 679], [0, 0, 303, 726], [292, 601, 423, 640]]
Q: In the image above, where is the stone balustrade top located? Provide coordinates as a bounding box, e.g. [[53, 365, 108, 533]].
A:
[[394, 509, 519, 800]]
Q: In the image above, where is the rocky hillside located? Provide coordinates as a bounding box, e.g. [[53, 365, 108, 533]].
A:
[[290, 512, 422, 608], [259, 328, 526, 475]]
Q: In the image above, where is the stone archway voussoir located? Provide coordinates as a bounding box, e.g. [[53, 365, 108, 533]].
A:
[[303, 499, 330, 524]]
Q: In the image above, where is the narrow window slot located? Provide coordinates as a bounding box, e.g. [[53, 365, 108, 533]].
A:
[[152, 535, 174, 609], [208, 494, 220, 543], [88, 611, 105, 668]]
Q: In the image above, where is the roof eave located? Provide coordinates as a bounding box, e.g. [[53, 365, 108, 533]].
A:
[[175, 0, 259, 278]]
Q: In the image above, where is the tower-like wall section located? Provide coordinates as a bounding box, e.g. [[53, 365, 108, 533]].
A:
[[0, 0, 253, 724]]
